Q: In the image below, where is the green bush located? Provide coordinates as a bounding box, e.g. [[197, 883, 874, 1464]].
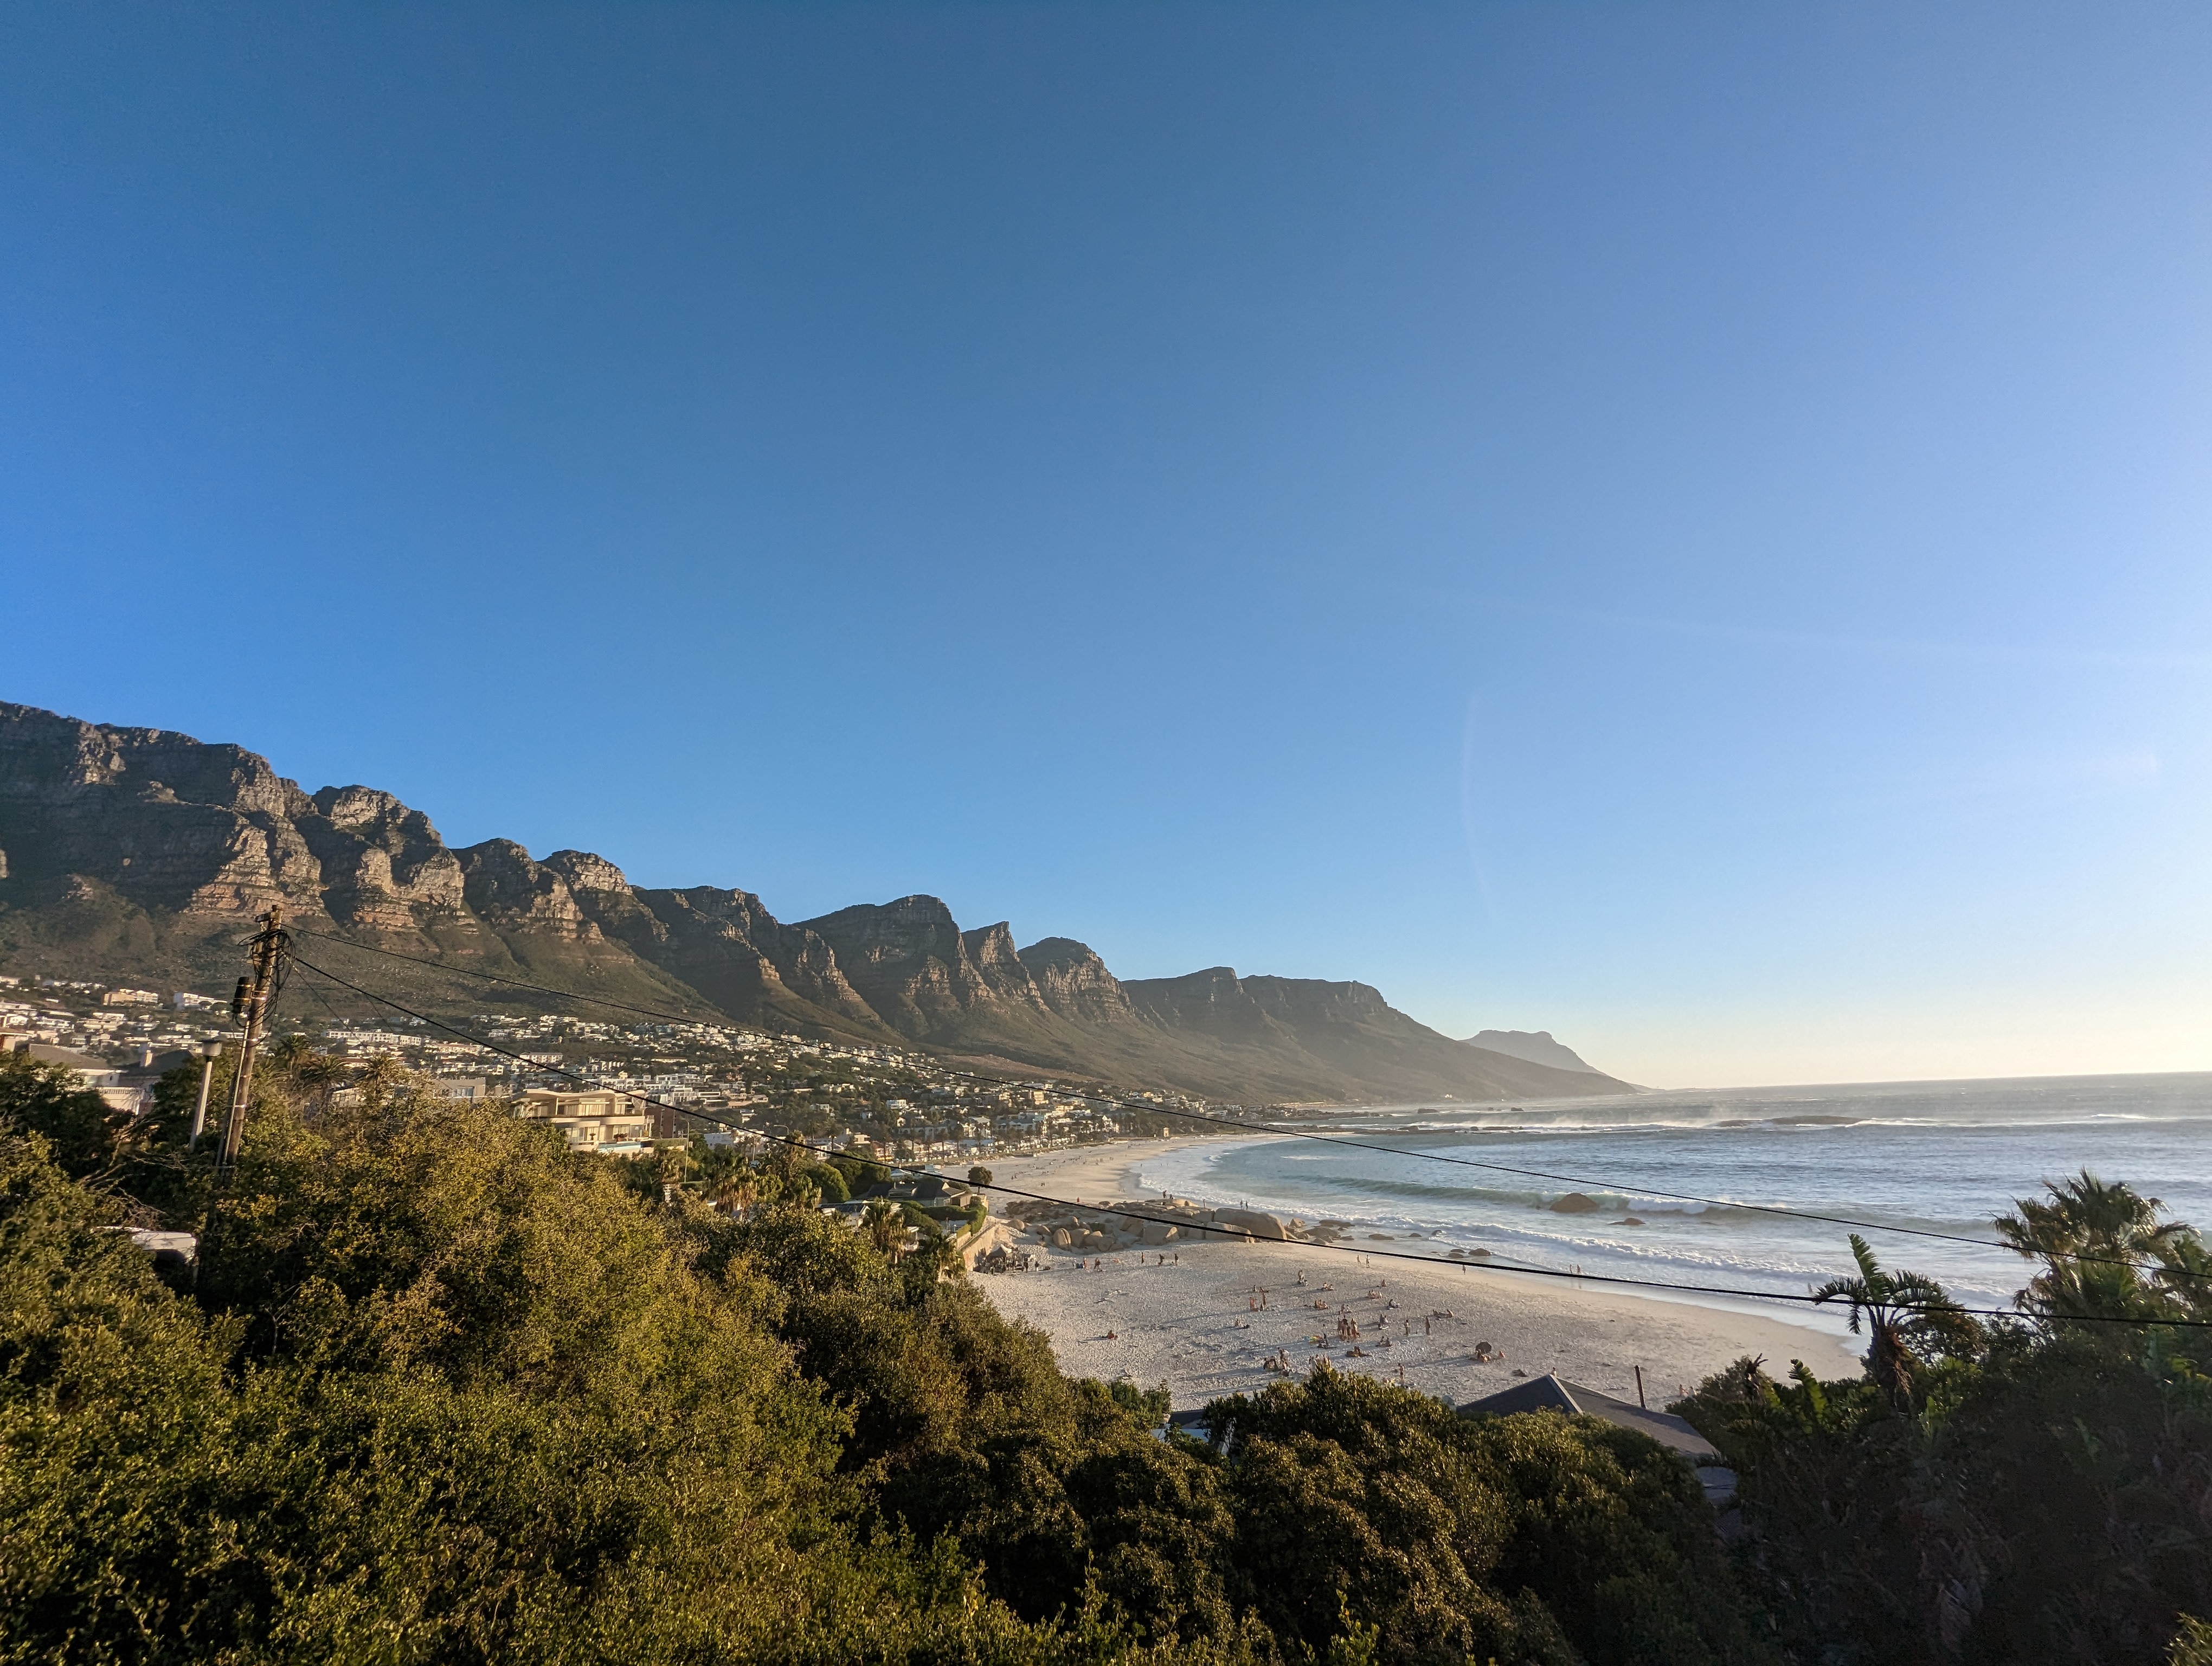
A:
[[1208, 1367, 1762, 1665], [0, 1052, 1784, 1666], [0, 1099, 1065, 1663], [1677, 1174, 2212, 1666], [832, 1152, 891, 1194], [0, 1050, 127, 1180]]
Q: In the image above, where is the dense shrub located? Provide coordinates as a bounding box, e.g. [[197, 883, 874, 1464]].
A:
[[1210, 1368, 1764, 1666], [1, 1054, 1777, 1664], [1679, 1175, 2212, 1666]]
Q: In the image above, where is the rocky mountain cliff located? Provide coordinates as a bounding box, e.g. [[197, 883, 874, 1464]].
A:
[[0, 701, 1624, 1103]]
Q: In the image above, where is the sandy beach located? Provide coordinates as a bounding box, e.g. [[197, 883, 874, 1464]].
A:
[[974, 1138, 1863, 1412]]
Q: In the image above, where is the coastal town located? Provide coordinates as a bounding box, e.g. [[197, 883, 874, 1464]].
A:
[[1, 962, 1862, 1420], [0, 968, 1220, 1161]]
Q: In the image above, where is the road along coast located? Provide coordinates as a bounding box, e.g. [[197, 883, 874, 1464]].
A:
[[972, 1139, 1862, 1413]]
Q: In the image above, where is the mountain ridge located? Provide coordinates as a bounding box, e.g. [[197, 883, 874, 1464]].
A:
[[1465, 1028, 1602, 1075], [0, 700, 1625, 1103]]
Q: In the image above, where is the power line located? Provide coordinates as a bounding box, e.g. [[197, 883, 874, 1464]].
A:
[[282, 926, 2193, 1281], [280, 949, 2212, 1331]]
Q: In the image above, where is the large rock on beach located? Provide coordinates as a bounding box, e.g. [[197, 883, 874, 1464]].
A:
[[1210, 1208, 1287, 1241]]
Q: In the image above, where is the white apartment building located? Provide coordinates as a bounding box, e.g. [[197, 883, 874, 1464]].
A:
[[517, 1088, 653, 1151]]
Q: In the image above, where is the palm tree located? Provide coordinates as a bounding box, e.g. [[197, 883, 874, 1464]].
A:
[[268, 1035, 347, 1118], [863, 1197, 905, 1259], [1996, 1170, 2195, 1322], [901, 1224, 964, 1284], [1811, 1234, 1975, 1407], [655, 1146, 692, 1206]]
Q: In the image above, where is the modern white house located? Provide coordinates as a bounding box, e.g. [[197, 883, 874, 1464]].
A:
[[516, 1088, 654, 1151]]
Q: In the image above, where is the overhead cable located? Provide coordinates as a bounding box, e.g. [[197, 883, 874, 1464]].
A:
[[282, 926, 2194, 1279], [279, 950, 2212, 1331]]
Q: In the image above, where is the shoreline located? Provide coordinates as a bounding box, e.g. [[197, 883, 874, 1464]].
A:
[[972, 1138, 1863, 1412]]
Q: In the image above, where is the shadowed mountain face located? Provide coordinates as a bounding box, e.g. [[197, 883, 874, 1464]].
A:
[[0, 701, 1624, 1103], [1465, 1028, 1602, 1074]]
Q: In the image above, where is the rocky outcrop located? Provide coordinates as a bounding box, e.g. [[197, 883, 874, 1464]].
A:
[[583, 881, 896, 1040], [0, 699, 1628, 1103], [455, 841, 599, 939], [799, 896, 1052, 1036], [301, 787, 466, 930], [1018, 937, 1137, 1024], [0, 703, 330, 920], [544, 849, 631, 896]]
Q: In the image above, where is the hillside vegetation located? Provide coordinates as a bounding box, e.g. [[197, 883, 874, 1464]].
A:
[[0, 1049, 1748, 1665], [5, 1049, 2208, 1663]]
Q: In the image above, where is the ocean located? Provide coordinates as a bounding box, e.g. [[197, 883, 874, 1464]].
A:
[[1121, 1073, 2212, 1328]]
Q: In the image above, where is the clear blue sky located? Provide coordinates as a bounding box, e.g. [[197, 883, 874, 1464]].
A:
[[5, 4, 2208, 1087]]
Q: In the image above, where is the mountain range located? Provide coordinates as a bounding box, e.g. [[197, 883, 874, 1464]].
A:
[[0, 701, 1626, 1104]]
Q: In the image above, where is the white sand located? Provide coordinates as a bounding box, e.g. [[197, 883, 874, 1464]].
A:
[[974, 1139, 1862, 1412]]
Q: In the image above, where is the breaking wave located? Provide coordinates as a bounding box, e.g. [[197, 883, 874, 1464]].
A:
[[1124, 1072, 2212, 1316]]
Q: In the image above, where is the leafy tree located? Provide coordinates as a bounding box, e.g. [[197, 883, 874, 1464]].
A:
[[1681, 1194, 2212, 1664], [0, 1046, 1795, 1666], [833, 1151, 891, 1194], [969, 1165, 994, 1187], [0, 1051, 121, 1180], [713, 1171, 760, 1217], [902, 1220, 966, 1291], [1210, 1366, 1764, 1665], [4, 1084, 1194, 1664], [1104, 1377, 1170, 1423]]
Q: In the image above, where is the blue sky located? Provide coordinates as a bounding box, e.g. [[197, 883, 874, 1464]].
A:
[[5, 4, 2209, 1087]]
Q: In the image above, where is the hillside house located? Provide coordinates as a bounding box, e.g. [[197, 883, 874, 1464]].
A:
[[517, 1088, 652, 1151], [1459, 1374, 1738, 1505]]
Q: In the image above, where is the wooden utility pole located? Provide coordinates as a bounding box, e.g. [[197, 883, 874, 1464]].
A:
[[215, 904, 285, 1172]]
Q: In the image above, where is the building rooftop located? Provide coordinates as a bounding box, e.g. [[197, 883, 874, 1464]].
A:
[[1457, 1372, 1722, 1465]]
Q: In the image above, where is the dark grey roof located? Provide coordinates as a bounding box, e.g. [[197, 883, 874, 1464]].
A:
[[20, 1043, 111, 1072], [1459, 1373, 1721, 1463]]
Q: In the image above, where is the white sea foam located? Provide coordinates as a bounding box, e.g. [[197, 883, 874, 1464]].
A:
[[1133, 1073, 2212, 1311]]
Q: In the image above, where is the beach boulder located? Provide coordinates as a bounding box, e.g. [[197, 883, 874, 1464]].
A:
[[1549, 1192, 1601, 1214], [1141, 1220, 1178, 1246], [1210, 1208, 1287, 1241]]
